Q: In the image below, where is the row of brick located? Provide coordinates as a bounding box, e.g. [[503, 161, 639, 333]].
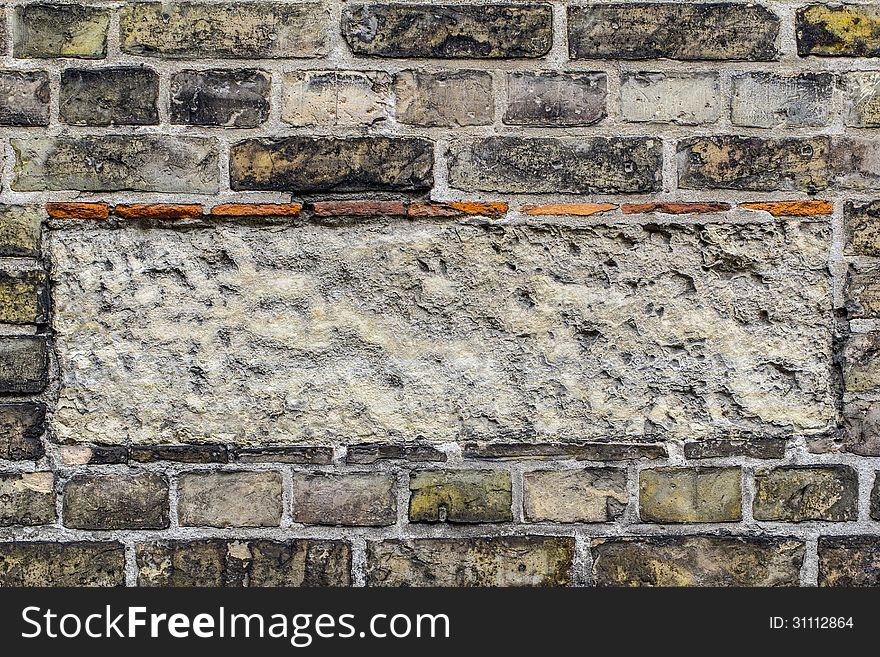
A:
[[5, 4, 880, 61]]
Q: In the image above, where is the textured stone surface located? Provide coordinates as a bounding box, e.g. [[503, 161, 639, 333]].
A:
[[818, 537, 880, 586], [137, 539, 351, 587], [395, 70, 494, 127], [171, 69, 269, 128], [0, 268, 48, 324], [342, 4, 552, 58], [847, 263, 880, 318], [753, 466, 858, 522], [842, 401, 880, 456], [842, 72, 880, 127], [592, 536, 804, 586], [843, 332, 880, 393], [0, 472, 54, 526], [13, 4, 110, 59], [63, 473, 170, 530], [620, 72, 720, 125], [830, 137, 880, 190], [0, 336, 47, 394], [463, 442, 667, 461], [0, 542, 125, 586], [120, 2, 328, 59], [448, 137, 662, 193], [873, 474, 880, 519], [678, 136, 830, 192], [291, 473, 396, 526], [0, 205, 41, 258], [60, 68, 158, 126], [505, 72, 606, 126], [639, 467, 742, 523], [684, 437, 787, 460], [230, 137, 433, 192], [798, 4, 880, 56], [366, 536, 574, 586], [12, 136, 219, 193], [130, 445, 228, 464], [48, 220, 834, 446], [846, 201, 880, 256], [283, 71, 390, 127], [731, 73, 833, 128], [409, 470, 512, 523], [523, 469, 627, 523], [346, 443, 446, 464], [177, 471, 282, 527], [0, 71, 49, 126], [568, 4, 779, 60], [0, 403, 45, 460]]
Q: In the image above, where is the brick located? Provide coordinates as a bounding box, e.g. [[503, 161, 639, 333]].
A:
[[120, 2, 328, 59], [0, 542, 125, 586], [12, 136, 219, 193], [366, 536, 574, 586], [0, 206, 41, 257], [395, 70, 494, 127], [830, 137, 880, 190], [171, 69, 270, 128], [592, 536, 804, 587], [60, 67, 158, 126], [408, 201, 508, 218], [684, 437, 787, 460], [843, 332, 880, 393], [504, 72, 605, 127], [873, 474, 880, 520], [841, 72, 880, 127], [211, 203, 303, 218], [463, 442, 668, 460], [846, 200, 880, 256], [59, 445, 128, 465], [177, 471, 282, 527], [129, 445, 227, 464], [731, 73, 833, 128], [0, 403, 45, 460], [0, 336, 47, 394], [0, 269, 48, 324], [818, 537, 880, 586], [114, 204, 203, 220], [678, 136, 829, 192], [841, 401, 880, 456], [753, 466, 858, 522], [137, 539, 351, 587], [346, 443, 447, 464], [230, 137, 433, 192], [13, 4, 110, 59], [409, 470, 512, 523], [739, 200, 833, 217], [798, 4, 880, 57], [523, 469, 627, 523], [639, 467, 742, 523], [449, 137, 662, 194], [0, 71, 49, 126], [620, 72, 721, 125], [46, 202, 109, 220], [312, 201, 407, 218], [569, 4, 779, 61], [282, 71, 391, 127], [622, 202, 730, 215], [231, 446, 333, 465], [291, 473, 396, 526], [342, 4, 552, 59], [0, 472, 54, 526], [63, 473, 169, 530], [519, 203, 616, 217], [847, 263, 880, 319]]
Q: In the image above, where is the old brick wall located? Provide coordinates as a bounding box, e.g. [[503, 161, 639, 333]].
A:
[[1, 1, 880, 587]]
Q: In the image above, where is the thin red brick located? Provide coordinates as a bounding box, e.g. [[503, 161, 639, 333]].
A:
[[409, 201, 508, 218], [211, 203, 303, 217], [46, 202, 109, 220], [520, 203, 616, 217], [739, 201, 833, 217], [114, 204, 203, 220], [311, 201, 408, 217], [622, 202, 731, 215]]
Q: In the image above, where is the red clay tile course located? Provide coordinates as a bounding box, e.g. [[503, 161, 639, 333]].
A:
[[210, 203, 303, 217], [311, 201, 408, 217], [520, 203, 616, 216], [621, 202, 732, 215], [46, 202, 109, 220], [114, 204, 203, 220], [739, 200, 833, 216]]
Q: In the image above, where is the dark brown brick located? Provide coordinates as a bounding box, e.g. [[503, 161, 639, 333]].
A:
[[753, 466, 858, 522], [171, 69, 270, 128], [0, 403, 45, 460], [60, 67, 158, 126], [409, 470, 512, 523], [0, 71, 49, 126], [290, 473, 396, 526], [0, 542, 125, 586], [0, 337, 48, 394], [63, 473, 170, 530], [818, 537, 880, 586], [0, 472, 54, 526]]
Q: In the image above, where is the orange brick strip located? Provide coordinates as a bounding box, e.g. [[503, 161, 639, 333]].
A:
[[211, 203, 303, 217], [409, 201, 508, 217], [312, 201, 408, 217], [739, 200, 833, 216], [520, 203, 616, 216], [622, 202, 731, 215], [46, 202, 109, 219], [114, 204, 203, 220]]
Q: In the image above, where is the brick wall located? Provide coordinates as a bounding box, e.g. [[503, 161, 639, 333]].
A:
[[1, 1, 880, 587]]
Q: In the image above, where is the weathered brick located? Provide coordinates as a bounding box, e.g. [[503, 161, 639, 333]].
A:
[[60, 67, 158, 126], [0, 542, 125, 586], [137, 539, 351, 587], [129, 445, 227, 464], [366, 536, 574, 586], [211, 203, 304, 219], [519, 203, 617, 217], [448, 137, 662, 194], [0, 336, 47, 394], [504, 72, 606, 127], [847, 263, 880, 319], [120, 2, 328, 59], [842, 401, 880, 456], [678, 136, 829, 192], [842, 72, 880, 127], [753, 466, 858, 522], [873, 473, 880, 520], [171, 69, 270, 128], [0, 403, 45, 460], [622, 202, 730, 215], [0, 206, 41, 257], [739, 200, 833, 217], [59, 445, 128, 465], [346, 443, 447, 464], [463, 442, 667, 460], [282, 71, 391, 127], [843, 332, 880, 393], [818, 537, 880, 586], [231, 446, 333, 465], [13, 4, 110, 59], [846, 200, 880, 256], [395, 70, 493, 127], [63, 473, 169, 530], [684, 437, 787, 460], [569, 4, 779, 61], [523, 469, 627, 523], [312, 200, 407, 218], [12, 136, 219, 193], [291, 473, 396, 526], [831, 137, 880, 190], [342, 4, 552, 58], [639, 467, 742, 523], [731, 73, 833, 128], [620, 72, 721, 125], [46, 202, 109, 220], [177, 471, 282, 527], [592, 536, 804, 586], [408, 201, 508, 218], [114, 204, 203, 221], [409, 470, 511, 523], [0, 71, 49, 126], [0, 269, 49, 324], [230, 137, 433, 192], [0, 472, 54, 526], [798, 4, 880, 57]]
